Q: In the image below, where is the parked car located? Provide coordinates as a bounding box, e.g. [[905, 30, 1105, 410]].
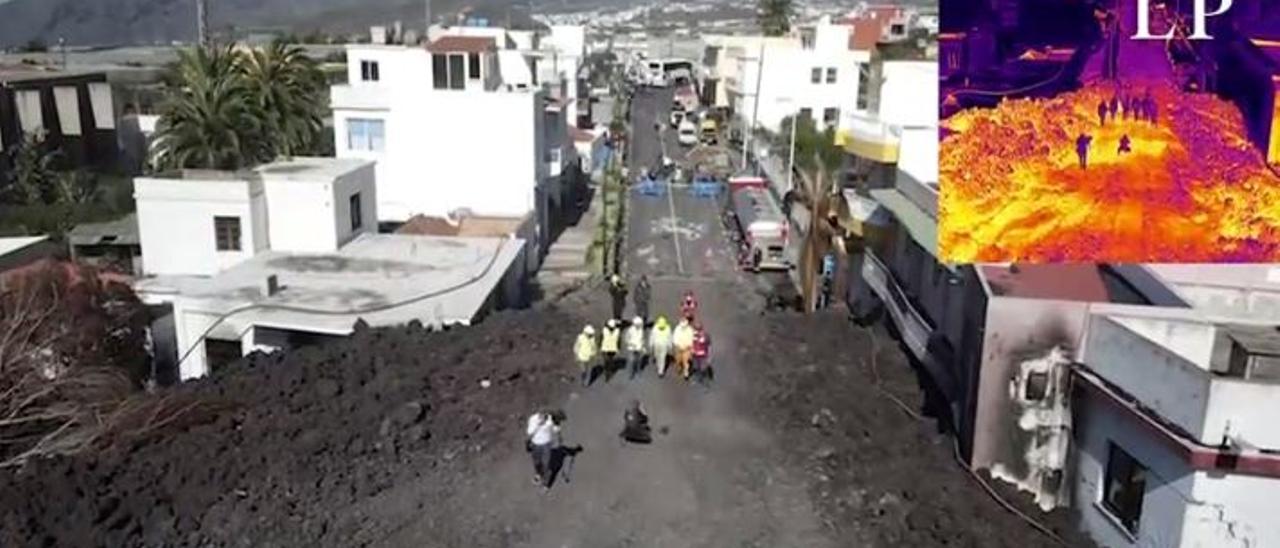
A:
[[677, 120, 699, 146], [700, 118, 719, 145]]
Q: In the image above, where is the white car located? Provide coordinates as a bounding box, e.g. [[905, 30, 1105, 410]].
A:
[[677, 120, 698, 146], [670, 110, 685, 128]]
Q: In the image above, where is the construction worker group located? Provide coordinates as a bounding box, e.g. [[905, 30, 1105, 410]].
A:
[[573, 274, 712, 387]]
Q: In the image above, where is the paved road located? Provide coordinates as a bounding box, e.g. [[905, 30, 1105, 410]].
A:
[[388, 86, 833, 548]]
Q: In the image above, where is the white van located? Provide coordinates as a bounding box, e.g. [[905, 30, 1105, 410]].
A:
[[677, 120, 699, 146]]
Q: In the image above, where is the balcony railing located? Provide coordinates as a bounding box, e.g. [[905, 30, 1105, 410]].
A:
[[862, 249, 932, 362]]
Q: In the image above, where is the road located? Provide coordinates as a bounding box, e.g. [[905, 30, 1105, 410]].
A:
[[388, 86, 834, 547]]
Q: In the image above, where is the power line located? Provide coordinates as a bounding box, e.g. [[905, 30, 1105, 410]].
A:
[[171, 236, 513, 373]]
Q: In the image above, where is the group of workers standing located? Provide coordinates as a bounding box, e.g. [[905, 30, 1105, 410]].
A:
[[1077, 88, 1160, 170], [572, 274, 713, 387]]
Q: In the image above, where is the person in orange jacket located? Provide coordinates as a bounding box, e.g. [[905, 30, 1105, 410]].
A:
[[691, 323, 711, 386]]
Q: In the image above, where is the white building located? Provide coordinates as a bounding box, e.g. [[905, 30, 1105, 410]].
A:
[[132, 157, 526, 380], [717, 17, 874, 134], [1072, 306, 1280, 548], [840, 60, 938, 189], [330, 30, 581, 253]]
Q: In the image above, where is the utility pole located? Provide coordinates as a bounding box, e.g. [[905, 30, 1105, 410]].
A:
[[741, 39, 765, 171], [196, 0, 210, 48], [425, 0, 432, 35]]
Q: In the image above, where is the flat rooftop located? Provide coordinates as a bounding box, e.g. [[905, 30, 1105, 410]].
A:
[[1146, 264, 1280, 292], [137, 234, 525, 333], [148, 157, 371, 183], [0, 235, 50, 257]]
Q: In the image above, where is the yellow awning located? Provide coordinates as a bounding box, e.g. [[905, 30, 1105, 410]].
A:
[[844, 136, 900, 163]]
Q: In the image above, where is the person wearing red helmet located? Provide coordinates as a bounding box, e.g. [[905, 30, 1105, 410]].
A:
[[680, 291, 698, 322]]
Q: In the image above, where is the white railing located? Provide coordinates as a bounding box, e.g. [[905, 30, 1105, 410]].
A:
[[845, 112, 903, 146], [863, 250, 932, 361]]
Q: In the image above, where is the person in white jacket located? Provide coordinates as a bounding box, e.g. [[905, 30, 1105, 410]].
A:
[[623, 316, 647, 380], [650, 315, 673, 377], [526, 410, 562, 489]]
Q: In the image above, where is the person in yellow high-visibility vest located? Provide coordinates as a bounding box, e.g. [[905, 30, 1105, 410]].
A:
[[573, 325, 598, 386], [600, 319, 622, 378]]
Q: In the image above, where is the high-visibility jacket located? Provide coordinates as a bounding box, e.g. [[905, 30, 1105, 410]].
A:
[[601, 326, 621, 353], [574, 333, 597, 363], [624, 326, 646, 352], [673, 324, 695, 350], [650, 325, 672, 353]]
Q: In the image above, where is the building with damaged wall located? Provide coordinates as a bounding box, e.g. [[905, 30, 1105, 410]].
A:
[[1071, 307, 1280, 548]]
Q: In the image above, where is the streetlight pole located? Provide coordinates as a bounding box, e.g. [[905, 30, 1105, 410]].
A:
[[786, 103, 798, 193]]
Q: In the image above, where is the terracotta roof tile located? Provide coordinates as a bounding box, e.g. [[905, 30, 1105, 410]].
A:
[[426, 36, 496, 54]]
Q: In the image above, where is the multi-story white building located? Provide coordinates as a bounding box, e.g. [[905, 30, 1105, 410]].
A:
[[713, 17, 875, 134], [840, 60, 938, 189]]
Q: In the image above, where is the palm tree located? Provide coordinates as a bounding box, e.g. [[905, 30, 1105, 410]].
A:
[[152, 45, 267, 171], [242, 42, 327, 158], [758, 0, 794, 37], [782, 117, 847, 312]]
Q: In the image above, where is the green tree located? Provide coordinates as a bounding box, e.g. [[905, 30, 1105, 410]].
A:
[[152, 46, 267, 171], [3, 132, 59, 205], [151, 43, 327, 171], [242, 42, 327, 158], [779, 115, 844, 175], [758, 0, 794, 37]]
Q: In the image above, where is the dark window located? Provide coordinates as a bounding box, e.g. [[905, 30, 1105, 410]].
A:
[[826, 67, 837, 83], [1102, 443, 1146, 536], [468, 53, 481, 79], [857, 63, 873, 110], [810, 67, 822, 84], [448, 54, 466, 90], [214, 216, 241, 252], [432, 55, 448, 89], [799, 107, 813, 122], [350, 193, 363, 231], [823, 107, 839, 126], [360, 60, 380, 82], [205, 339, 243, 374], [891, 24, 905, 35], [1024, 371, 1049, 401]]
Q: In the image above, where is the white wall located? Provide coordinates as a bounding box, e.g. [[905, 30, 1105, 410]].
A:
[[256, 162, 376, 253], [1083, 315, 1213, 445], [1202, 379, 1280, 449], [135, 177, 262, 277], [1183, 471, 1280, 548], [1073, 391, 1194, 548], [332, 163, 379, 245], [333, 53, 543, 221]]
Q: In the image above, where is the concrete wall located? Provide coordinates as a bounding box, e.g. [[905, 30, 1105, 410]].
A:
[[257, 163, 376, 253], [135, 177, 263, 277], [1083, 315, 1214, 445], [331, 163, 378, 248], [1183, 470, 1280, 548], [976, 297, 1090, 490], [1202, 378, 1280, 449], [1073, 388, 1194, 548]]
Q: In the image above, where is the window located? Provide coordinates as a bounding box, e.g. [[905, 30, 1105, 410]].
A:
[[360, 60, 380, 82], [826, 67, 837, 84], [810, 67, 822, 84], [823, 108, 839, 126], [857, 63, 873, 110], [1102, 443, 1147, 536], [214, 216, 242, 252], [346, 119, 385, 152], [468, 53, 481, 80], [349, 193, 363, 231], [1024, 371, 1049, 401], [432, 55, 448, 89], [448, 54, 466, 90], [799, 108, 813, 122], [890, 23, 906, 35]]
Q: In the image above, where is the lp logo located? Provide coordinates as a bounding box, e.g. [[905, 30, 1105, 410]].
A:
[[1132, 0, 1233, 40]]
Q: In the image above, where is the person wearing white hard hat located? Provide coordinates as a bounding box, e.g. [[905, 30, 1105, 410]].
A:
[[574, 325, 598, 386], [600, 319, 622, 380], [623, 316, 647, 380]]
